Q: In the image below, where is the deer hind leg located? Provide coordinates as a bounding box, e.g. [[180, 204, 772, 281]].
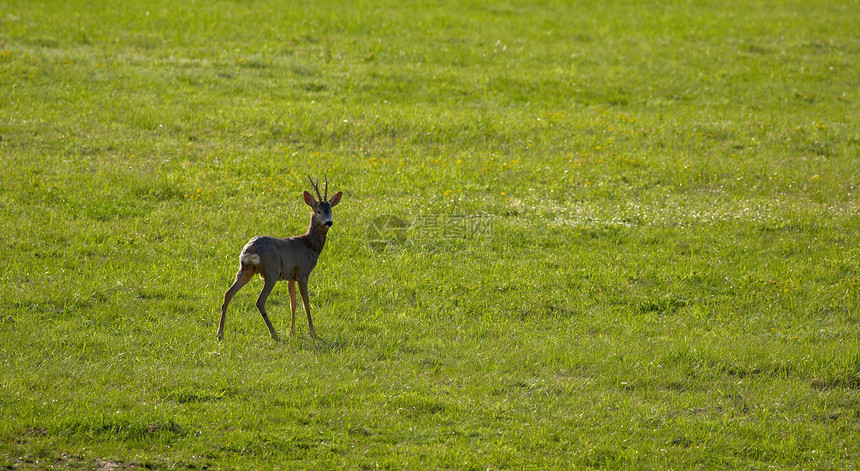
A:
[[288, 280, 298, 337], [298, 277, 316, 338], [218, 266, 255, 340], [255, 277, 281, 342]]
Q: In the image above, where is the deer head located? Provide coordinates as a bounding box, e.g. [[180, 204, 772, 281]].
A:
[[304, 174, 343, 228]]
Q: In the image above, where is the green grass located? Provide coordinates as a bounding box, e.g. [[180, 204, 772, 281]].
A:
[[2, 0, 859, 469]]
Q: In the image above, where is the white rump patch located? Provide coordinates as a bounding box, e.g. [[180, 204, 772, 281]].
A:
[[240, 253, 261, 266]]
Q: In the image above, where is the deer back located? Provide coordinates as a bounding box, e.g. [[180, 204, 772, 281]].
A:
[[240, 235, 319, 282]]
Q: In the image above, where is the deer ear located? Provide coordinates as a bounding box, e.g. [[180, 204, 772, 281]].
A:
[[303, 191, 316, 207], [329, 191, 343, 207]]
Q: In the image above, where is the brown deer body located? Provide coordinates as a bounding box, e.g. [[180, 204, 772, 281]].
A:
[[217, 176, 342, 341]]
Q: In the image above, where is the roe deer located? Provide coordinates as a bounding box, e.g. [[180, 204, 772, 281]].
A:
[[217, 175, 343, 341]]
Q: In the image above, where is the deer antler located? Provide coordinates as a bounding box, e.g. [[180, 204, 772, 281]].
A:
[[308, 174, 323, 201], [323, 174, 329, 200]]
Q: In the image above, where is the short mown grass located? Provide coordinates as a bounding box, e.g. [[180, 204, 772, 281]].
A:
[[1, 0, 859, 469]]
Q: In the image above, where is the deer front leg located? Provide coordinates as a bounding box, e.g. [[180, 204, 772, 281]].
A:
[[288, 280, 297, 337], [218, 267, 254, 340], [298, 277, 316, 338], [255, 277, 281, 342]]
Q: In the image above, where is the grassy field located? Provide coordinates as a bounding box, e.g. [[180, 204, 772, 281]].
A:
[[2, 0, 859, 469]]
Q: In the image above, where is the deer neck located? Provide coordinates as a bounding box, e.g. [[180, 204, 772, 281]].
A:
[[303, 216, 328, 254]]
